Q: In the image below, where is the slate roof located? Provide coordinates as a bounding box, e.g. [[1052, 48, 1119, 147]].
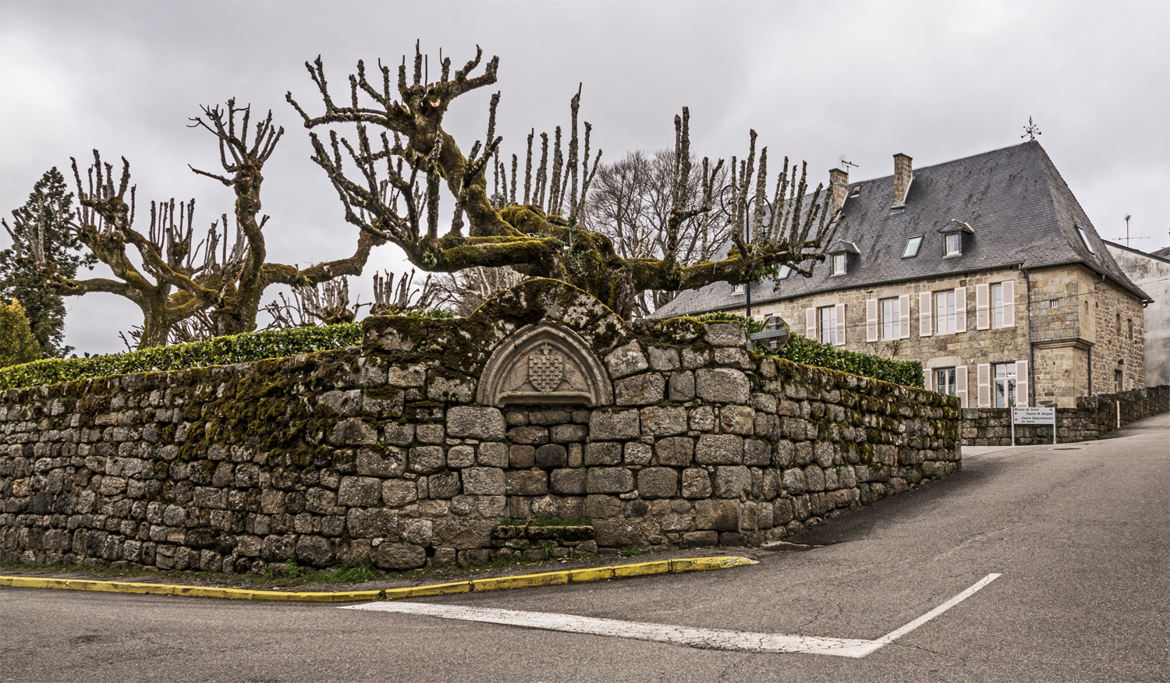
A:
[[655, 141, 1151, 317]]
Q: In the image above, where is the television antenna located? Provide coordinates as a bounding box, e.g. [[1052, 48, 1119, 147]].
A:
[[1122, 214, 1149, 248]]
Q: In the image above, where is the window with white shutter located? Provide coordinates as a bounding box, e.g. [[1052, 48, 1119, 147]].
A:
[[866, 299, 878, 342], [805, 308, 816, 338], [919, 292, 932, 336], [880, 297, 899, 340], [899, 294, 911, 338], [975, 283, 990, 330], [1015, 360, 1029, 406], [817, 306, 838, 345], [835, 303, 846, 346], [923, 367, 932, 391], [977, 363, 991, 408], [1002, 280, 1015, 328], [956, 366, 968, 408], [954, 286, 967, 333]]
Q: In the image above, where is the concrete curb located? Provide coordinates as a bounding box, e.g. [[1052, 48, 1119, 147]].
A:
[[0, 555, 756, 603]]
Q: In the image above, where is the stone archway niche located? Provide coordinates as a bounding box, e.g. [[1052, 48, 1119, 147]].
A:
[[477, 323, 613, 408]]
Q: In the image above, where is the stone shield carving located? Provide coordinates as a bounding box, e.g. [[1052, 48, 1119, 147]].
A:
[[477, 324, 613, 407]]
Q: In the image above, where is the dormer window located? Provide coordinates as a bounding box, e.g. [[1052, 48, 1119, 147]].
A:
[[939, 219, 974, 258], [945, 233, 962, 256], [731, 283, 745, 296], [903, 236, 923, 258], [827, 240, 860, 277]]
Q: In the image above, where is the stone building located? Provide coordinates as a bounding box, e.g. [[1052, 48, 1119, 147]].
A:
[[657, 141, 1152, 408], [1105, 241, 1170, 386]]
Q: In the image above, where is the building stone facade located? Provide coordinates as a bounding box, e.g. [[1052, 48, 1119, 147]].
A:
[[658, 142, 1153, 409], [1105, 242, 1170, 386]]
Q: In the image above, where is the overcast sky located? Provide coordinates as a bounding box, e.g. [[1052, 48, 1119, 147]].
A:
[[2, 0, 1168, 355]]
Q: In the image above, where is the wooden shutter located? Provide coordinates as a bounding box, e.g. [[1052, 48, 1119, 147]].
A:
[[805, 307, 816, 339], [899, 294, 911, 339], [956, 365, 969, 408], [1003, 280, 1015, 328], [835, 303, 846, 346], [866, 299, 878, 342], [954, 287, 967, 333], [1016, 360, 1029, 407], [977, 363, 991, 408], [919, 292, 932, 337], [975, 283, 990, 330]]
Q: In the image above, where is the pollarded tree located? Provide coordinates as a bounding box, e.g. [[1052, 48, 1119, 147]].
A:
[[185, 100, 384, 335], [286, 44, 838, 319], [19, 100, 384, 348], [1, 168, 94, 356]]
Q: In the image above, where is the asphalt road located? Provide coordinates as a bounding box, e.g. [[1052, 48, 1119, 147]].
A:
[[3, 413, 1167, 682]]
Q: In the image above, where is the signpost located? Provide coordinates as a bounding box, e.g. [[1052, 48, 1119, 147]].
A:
[[1011, 406, 1057, 446]]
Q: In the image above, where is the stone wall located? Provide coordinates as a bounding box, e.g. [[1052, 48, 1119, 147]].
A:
[[960, 385, 1169, 446], [1, 280, 960, 573]]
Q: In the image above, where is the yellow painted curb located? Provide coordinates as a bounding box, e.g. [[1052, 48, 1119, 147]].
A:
[[0, 555, 756, 603]]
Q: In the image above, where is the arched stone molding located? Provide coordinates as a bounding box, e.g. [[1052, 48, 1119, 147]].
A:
[[477, 323, 614, 407]]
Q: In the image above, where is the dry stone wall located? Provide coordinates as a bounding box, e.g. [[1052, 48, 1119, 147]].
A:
[[961, 385, 1169, 446], [1, 280, 960, 573]]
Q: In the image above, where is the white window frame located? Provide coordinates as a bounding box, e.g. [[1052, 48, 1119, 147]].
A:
[[934, 367, 957, 396], [945, 232, 962, 256], [818, 305, 838, 345], [831, 253, 847, 276], [993, 362, 1018, 408], [991, 282, 1005, 328], [880, 297, 900, 341], [935, 290, 957, 334]]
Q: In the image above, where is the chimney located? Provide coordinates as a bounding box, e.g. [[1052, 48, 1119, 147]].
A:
[[829, 168, 849, 215], [893, 153, 913, 206]]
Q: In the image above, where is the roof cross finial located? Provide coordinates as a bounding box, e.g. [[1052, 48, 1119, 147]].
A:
[[1021, 116, 1042, 141]]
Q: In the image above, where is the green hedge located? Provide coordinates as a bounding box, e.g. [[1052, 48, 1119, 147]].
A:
[[0, 323, 362, 391], [689, 312, 921, 387], [775, 333, 923, 388]]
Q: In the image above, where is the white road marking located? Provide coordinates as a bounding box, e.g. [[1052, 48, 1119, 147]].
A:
[[344, 572, 1001, 658]]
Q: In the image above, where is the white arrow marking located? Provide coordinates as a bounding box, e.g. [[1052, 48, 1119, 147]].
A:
[[344, 572, 1001, 658]]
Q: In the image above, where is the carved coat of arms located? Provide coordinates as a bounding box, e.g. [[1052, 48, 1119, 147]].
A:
[[527, 344, 564, 392]]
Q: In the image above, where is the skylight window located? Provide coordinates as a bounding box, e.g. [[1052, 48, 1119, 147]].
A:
[[777, 265, 791, 279], [1076, 225, 1096, 254], [903, 236, 923, 258]]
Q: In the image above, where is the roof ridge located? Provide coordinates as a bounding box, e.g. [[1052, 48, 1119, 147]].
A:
[[846, 140, 1041, 186]]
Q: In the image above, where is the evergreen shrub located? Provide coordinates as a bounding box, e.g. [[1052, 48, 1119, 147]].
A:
[[688, 312, 923, 388]]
